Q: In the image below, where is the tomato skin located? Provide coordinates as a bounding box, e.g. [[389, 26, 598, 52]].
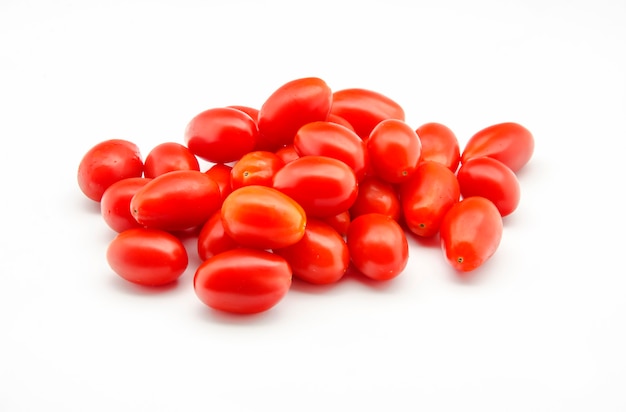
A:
[[399, 161, 460, 237], [346, 213, 409, 281], [197, 210, 239, 261], [273, 155, 358, 218], [367, 119, 422, 184], [257, 77, 333, 151], [456, 157, 521, 217], [193, 248, 292, 314], [274, 219, 349, 285], [204, 163, 233, 203], [416, 122, 461, 172], [106, 228, 188, 286], [440, 196, 503, 273], [329, 88, 405, 139], [130, 170, 222, 232], [221, 185, 307, 250], [184, 107, 259, 163], [143, 142, 200, 178], [100, 177, 152, 233], [349, 176, 401, 222], [461, 122, 534, 173], [230, 150, 285, 190], [77, 139, 143, 202], [321, 210, 351, 237], [274, 144, 300, 164], [227, 105, 260, 123], [326, 113, 355, 132]]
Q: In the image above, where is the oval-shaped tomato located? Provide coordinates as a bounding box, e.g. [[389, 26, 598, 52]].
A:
[[399, 161, 460, 237], [77, 139, 143, 202], [461, 122, 534, 173], [456, 157, 521, 217], [204, 163, 233, 203], [367, 119, 422, 184], [257, 77, 333, 151], [130, 170, 221, 231], [329, 88, 405, 139], [416, 122, 460, 172], [293, 121, 368, 181], [221, 185, 307, 250], [321, 210, 351, 237], [194, 248, 292, 314], [273, 155, 358, 218], [440, 196, 503, 273], [274, 219, 349, 285], [230, 150, 285, 190], [143, 142, 200, 178], [197, 210, 239, 261], [106, 228, 188, 286], [349, 176, 401, 222], [100, 177, 152, 233], [227, 105, 260, 124], [274, 144, 300, 164], [346, 213, 409, 281], [326, 113, 355, 132], [184, 107, 259, 163]]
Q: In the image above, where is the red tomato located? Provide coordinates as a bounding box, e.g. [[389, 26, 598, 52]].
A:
[[416, 122, 460, 172], [346, 213, 409, 281], [257, 77, 332, 151], [440, 196, 503, 273], [230, 150, 285, 190], [221, 185, 307, 250], [321, 210, 351, 237], [326, 113, 355, 132], [274, 144, 300, 164], [77, 139, 143, 202], [274, 219, 349, 285], [204, 163, 233, 203], [349, 176, 401, 222], [194, 248, 292, 314], [293, 121, 368, 181], [367, 119, 422, 184], [399, 161, 460, 237], [130, 170, 221, 231], [227, 105, 260, 123], [184, 107, 259, 163], [273, 155, 358, 218], [106, 228, 188, 286], [329, 88, 405, 139], [197, 210, 239, 261], [143, 142, 200, 178], [100, 177, 152, 233], [456, 157, 521, 217], [461, 122, 534, 173]]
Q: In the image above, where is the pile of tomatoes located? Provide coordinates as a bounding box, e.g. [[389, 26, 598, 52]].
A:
[[77, 76, 534, 315]]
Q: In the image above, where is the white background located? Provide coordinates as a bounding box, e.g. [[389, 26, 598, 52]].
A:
[[1, 0, 625, 411]]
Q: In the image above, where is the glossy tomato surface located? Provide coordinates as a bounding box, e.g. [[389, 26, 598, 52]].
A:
[[100, 177, 152, 233], [367, 119, 422, 184], [230, 150, 285, 189], [204, 163, 233, 203], [320, 210, 351, 237], [197, 210, 239, 261], [416, 122, 460, 172], [349, 176, 401, 222], [143, 142, 200, 178]]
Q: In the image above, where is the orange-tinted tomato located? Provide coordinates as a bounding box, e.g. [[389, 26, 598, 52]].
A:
[[349, 176, 401, 222], [367, 119, 422, 184], [100, 177, 152, 233], [230, 150, 285, 190], [143, 141, 200, 178], [416, 122, 460, 172]]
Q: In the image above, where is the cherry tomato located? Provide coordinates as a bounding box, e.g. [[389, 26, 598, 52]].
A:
[[461, 122, 534, 173], [184, 107, 259, 163], [274, 219, 349, 285], [346, 213, 409, 281], [143, 142, 200, 178], [456, 157, 521, 217], [204, 163, 233, 203], [329, 88, 405, 139], [230, 150, 285, 190], [197, 210, 239, 261], [321, 210, 351, 237], [274, 144, 300, 164], [77, 139, 143, 202], [349, 176, 401, 222], [100, 177, 152, 233], [221, 185, 307, 250], [130, 170, 221, 231], [440, 196, 503, 273], [273, 155, 358, 218], [227, 105, 259, 123], [416, 122, 460, 172], [326, 113, 355, 132], [293, 121, 368, 181], [194, 248, 292, 314], [257, 77, 332, 151], [399, 161, 460, 237], [367, 119, 422, 184], [106, 228, 188, 286]]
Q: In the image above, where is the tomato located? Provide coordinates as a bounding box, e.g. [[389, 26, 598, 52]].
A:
[[257, 77, 332, 151], [367, 119, 422, 184], [221, 185, 307, 250], [273, 155, 358, 218], [197, 210, 239, 261], [326, 113, 355, 132], [321, 210, 351, 237], [274, 144, 300, 164], [100, 177, 152, 233], [440, 196, 503, 273], [143, 141, 200, 178], [329, 88, 405, 139], [194, 248, 292, 314], [346, 213, 409, 281], [77, 139, 143, 202], [204, 163, 233, 203], [230, 150, 285, 190], [106, 228, 188, 286], [456, 157, 520, 217], [130, 170, 221, 231], [349, 176, 401, 222], [274, 219, 349, 285], [293, 121, 368, 181], [416, 122, 460, 172], [399, 161, 460, 237], [184, 107, 259, 163], [461, 122, 534, 173], [227, 105, 260, 123]]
